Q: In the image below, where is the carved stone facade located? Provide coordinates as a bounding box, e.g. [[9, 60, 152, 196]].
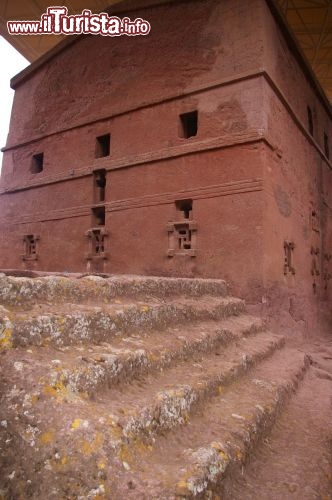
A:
[[0, 0, 331, 331]]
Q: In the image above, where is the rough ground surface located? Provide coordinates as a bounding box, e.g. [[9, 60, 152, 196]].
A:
[[0, 273, 331, 500]]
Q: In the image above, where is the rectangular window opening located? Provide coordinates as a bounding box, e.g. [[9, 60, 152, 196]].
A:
[[85, 228, 108, 260], [284, 241, 295, 276], [92, 206, 105, 226], [31, 153, 44, 174], [95, 133, 111, 158], [324, 132, 329, 159], [25, 235, 36, 256], [176, 224, 192, 251], [179, 111, 198, 139], [92, 229, 105, 255], [93, 169, 106, 203], [176, 199, 193, 219], [167, 220, 197, 258], [307, 106, 314, 136], [311, 208, 320, 233], [22, 234, 39, 261]]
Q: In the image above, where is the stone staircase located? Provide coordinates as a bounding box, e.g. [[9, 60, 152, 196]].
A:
[[0, 273, 331, 499]]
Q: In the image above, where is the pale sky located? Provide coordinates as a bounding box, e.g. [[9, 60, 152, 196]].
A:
[[0, 36, 29, 168]]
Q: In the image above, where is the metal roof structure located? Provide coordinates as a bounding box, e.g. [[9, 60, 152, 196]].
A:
[[276, 0, 332, 102]]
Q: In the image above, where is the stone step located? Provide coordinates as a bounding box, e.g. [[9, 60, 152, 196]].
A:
[[0, 273, 228, 308], [36, 315, 265, 397], [3, 296, 245, 348], [97, 331, 284, 446], [222, 349, 332, 499], [115, 348, 310, 499], [0, 329, 310, 499], [0, 328, 284, 500]]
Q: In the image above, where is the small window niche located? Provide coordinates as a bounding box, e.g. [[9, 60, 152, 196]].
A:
[[91, 206, 105, 226], [307, 106, 314, 136], [85, 228, 108, 260], [283, 240, 295, 276], [176, 199, 193, 220], [31, 153, 44, 174], [22, 234, 39, 261], [167, 220, 197, 257], [93, 169, 106, 203], [168, 199, 197, 257], [179, 111, 198, 139], [323, 253, 331, 292], [311, 246, 320, 277], [324, 132, 329, 159], [311, 206, 320, 233], [95, 133, 111, 158], [177, 224, 192, 250]]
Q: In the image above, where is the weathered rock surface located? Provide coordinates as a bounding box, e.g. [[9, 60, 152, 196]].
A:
[[0, 274, 331, 499]]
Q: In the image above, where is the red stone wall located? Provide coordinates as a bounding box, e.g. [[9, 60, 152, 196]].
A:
[[256, 2, 332, 332], [0, 0, 331, 332], [4, 0, 265, 146]]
